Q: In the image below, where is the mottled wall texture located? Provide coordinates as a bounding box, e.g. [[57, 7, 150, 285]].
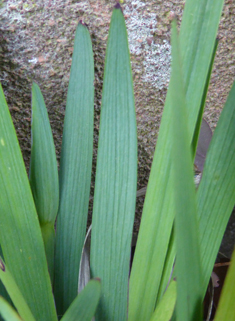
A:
[[0, 0, 235, 234]]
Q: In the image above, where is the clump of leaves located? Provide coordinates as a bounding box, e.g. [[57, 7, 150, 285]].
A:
[[0, 1, 235, 321]]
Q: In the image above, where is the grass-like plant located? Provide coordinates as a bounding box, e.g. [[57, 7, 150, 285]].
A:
[[0, 0, 235, 320]]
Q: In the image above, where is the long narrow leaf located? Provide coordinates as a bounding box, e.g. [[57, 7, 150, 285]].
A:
[[180, 0, 224, 137], [214, 249, 235, 321], [0, 257, 35, 321], [129, 88, 174, 321], [0, 247, 12, 321], [29, 82, 59, 281], [149, 281, 176, 321], [0, 83, 57, 321], [29, 82, 59, 225], [170, 21, 202, 321], [197, 79, 235, 295], [61, 279, 101, 321], [0, 297, 25, 321], [191, 38, 219, 158], [128, 1, 224, 319], [54, 22, 94, 315], [156, 225, 175, 301], [41, 223, 56, 281], [157, 37, 217, 303], [90, 4, 137, 321]]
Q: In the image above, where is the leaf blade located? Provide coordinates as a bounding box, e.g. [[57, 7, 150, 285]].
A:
[[149, 281, 176, 321], [29, 82, 59, 225], [90, 5, 137, 321], [191, 38, 218, 159], [180, 0, 224, 136], [0, 83, 57, 321], [214, 249, 235, 321], [61, 279, 101, 321], [0, 257, 35, 321], [128, 2, 224, 319], [197, 80, 235, 294], [170, 21, 202, 321], [0, 297, 26, 321], [29, 82, 59, 281], [54, 22, 94, 315]]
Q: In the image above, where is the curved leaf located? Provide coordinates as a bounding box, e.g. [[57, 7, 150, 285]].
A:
[[128, 1, 224, 319], [29, 82, 59, 225], [0, 297, 24, 321], [61, 279, 101, 321], [149, 281, 176, 321], [0, 257, 35, 321], [29, 82, 59, 281], [0, 83, 57, 321]]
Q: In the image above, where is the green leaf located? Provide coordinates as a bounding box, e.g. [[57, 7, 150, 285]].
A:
[[29, 82, 59, 281], [214, 249, 235, 321], [197, 79, 235, 295], [0, 83, 57, 321], [54, 22, 94, 316], [180, 0, 224, 138], [41, 223, 55, 281], [129, 1, 224, 319], [191, 38, 219, 158], [0, 257, 35, 321], [170, 21, 202, 321], [29, 82, 59, 225], [156, 225, 175, 302], [0, 297, 24, 321], [61, 279, 101, 321], [158, 37, 217, 301], [149, 281, 176, 321], [0, 247, 12, 321], [90, 4, 137, 321], [128, 46, 174, 321]]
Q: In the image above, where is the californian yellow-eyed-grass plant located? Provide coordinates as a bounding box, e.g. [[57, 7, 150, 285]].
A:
[[0, 1, 235, 320]]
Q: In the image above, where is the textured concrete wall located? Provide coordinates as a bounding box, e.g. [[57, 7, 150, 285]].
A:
[[0, 0, 235, 234]]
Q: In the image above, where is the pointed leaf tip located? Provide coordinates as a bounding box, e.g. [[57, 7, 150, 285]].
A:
[[78, 20, 88, 27], [114, 2, 123, 11]]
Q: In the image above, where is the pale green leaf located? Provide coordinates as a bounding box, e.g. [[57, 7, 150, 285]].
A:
[[0, 297, 24, 321], [41, 223, 55, 281], [149, 281, 176, 321], [128, 1, 224, 319], [54, 22, 94, 316], [0, 247, 12, 321], [0, 257, 35, 321], [156, 225, 175, 302], [170, 21, 202, 321], [191, 38, 218, 158], [90, 4, 137, 321], [214, 249, 235, 321], [61, 279, 101, 321], [180, 0, 224, 138]]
